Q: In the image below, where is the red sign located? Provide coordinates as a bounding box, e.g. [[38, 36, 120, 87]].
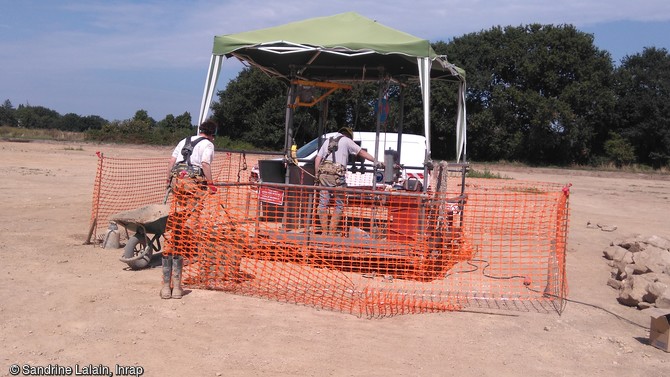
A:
[[259, 187, 284, 206]]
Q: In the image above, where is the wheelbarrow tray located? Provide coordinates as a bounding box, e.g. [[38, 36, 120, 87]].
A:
[[110, 204, 170, 235]]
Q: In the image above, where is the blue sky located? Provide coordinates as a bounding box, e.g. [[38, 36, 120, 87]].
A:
[[1, 0, 669, 122]]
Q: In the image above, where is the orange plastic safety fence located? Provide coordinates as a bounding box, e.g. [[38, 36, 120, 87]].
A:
[[88, 152, 570, 317], [87, 151, 252, 244], [457, 178, 569, 313], [162, 177, 569, 317]]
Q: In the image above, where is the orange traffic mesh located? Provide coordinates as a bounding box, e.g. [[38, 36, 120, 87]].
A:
[[89, 152, 569, 317], [86, 150, 251, 243]]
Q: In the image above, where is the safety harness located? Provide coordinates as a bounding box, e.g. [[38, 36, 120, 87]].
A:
[[324, 135, 344, 163], [171, 136, 207, 179], [318, 135, 346, 178]]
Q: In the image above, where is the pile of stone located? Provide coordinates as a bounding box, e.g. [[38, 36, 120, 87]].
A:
[[603, 235, 670, 309]]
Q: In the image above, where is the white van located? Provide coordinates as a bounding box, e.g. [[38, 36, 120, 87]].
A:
[[251, 132, 429, 188]]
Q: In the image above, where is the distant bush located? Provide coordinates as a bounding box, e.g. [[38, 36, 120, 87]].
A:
[[0, 126, 85, 141], [84, 122, 192, 146], [467, 167, 510, 179], [604, 132, 636, 167], [213, 135, 257, 151]]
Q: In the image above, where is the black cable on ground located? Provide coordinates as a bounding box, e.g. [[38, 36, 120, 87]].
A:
[[452, 258, 647, 329], [528, 287, 647, 329]]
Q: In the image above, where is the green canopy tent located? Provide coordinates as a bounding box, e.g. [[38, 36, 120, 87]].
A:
[[198, 11, 467, 166]]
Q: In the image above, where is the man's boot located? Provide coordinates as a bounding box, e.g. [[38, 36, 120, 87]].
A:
[[160, 256, 172, 299], [329, 213, 342, 236], [318, 211, 330, 235], [171, 255, 184, 299]]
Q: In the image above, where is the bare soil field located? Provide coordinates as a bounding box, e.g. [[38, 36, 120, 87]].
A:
[[1, 140, 669, 377]]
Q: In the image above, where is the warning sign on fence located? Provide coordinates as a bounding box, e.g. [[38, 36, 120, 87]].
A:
[[259, 186, 284, 206]]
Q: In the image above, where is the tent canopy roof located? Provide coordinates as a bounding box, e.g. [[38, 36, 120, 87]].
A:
[[212, 12, 465, 82]]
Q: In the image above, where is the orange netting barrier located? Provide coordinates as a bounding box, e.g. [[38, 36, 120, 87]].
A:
[[86, 150, 252, 244], [88, 152, 570, 317]]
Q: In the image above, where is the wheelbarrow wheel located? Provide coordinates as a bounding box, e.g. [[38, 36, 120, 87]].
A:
[[120, 235, 153, 270]]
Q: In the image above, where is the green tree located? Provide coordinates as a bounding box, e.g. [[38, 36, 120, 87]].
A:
[[80, 115, 107, 131], [210, 68, 287, 149], [157, 112, 193, 132], [86, 110, 155, 144], [604, 132, 636, 167], [0, 99, 18, 127], [0, 100, 18, 127], [132, 109, 156, 128], [15, 105, 62, 129], [438, 24, 615, 164], [58, 113, 86, 132], [154, 112, 195, 145], [613, 47, 670, 168]]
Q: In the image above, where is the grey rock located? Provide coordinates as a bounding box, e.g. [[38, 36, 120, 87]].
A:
[[611, 260, 636, 280], [605, 234, 670, 310], [645, 235, 670, 251], [598, 223, 618, 232], [624, 264, 635, 279], [645, 246, 670, 274], [610, 267, 623, 280], [637, 301, 654, 310], [648, 281, 669, 302], [632, 251, 652, 274], [617, 276, 650, 307], [626, 242, 645, 254], [656, 290, 670, 309], [616, 235, 644, 250], [645, 272, 670, 285], [607, 278, 622, 290], [603, 245, 628, 261]]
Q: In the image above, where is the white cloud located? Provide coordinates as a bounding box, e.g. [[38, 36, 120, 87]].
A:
[[11, 0, 668, 73], [2, 0, 669, 120], [190, 0, 670, 35]]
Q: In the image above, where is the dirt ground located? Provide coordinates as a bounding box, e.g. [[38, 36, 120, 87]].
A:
[[1, 140, 669, 377]]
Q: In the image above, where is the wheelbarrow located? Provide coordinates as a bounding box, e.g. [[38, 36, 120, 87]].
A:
[[109, 204, 171, 270]]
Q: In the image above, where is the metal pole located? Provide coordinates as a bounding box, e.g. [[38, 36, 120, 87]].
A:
[[284, 83, 296, 185], [397, 84, 404, 161], [372, 80, 384, 191]]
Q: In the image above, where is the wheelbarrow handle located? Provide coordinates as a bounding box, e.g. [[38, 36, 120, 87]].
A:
[[163, 186, 172, 204], [119, 249, 150, 263]]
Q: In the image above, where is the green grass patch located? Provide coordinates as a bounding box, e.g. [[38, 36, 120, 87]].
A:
[[467, 167, 510, 179], [63, 146, 84, 151], [1, 126, 86, 141], [500, 185, 544, 194]]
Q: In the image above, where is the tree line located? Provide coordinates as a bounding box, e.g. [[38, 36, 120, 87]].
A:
[[0, 101, 196, 145], [2, 24, 668, 168]]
